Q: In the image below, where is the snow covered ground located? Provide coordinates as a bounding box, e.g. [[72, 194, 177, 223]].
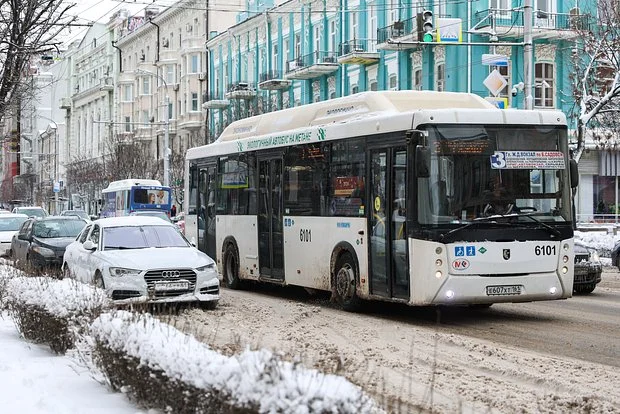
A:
[[0, 313, 145, 413], [0, 230, 616, 412]]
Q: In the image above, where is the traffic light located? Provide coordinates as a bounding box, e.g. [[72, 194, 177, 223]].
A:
[[417, 10, 434, 42]]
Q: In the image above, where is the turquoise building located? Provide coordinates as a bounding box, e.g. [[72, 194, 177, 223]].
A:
[[204, 0, 611, 220]]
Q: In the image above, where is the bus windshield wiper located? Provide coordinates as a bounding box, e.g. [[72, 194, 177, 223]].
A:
[[512, 212, 561, 237], [441, 216, 511, 241]]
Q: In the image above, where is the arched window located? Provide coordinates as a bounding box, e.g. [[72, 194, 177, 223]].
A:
[[435, 63, 445, 92]]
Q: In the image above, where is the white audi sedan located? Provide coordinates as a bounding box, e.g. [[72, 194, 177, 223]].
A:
[[62, 216, 219, 307]]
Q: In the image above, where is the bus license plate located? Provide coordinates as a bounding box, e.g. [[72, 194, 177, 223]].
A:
[[154, 281, 189, 291], [486, 285, 522, 296]]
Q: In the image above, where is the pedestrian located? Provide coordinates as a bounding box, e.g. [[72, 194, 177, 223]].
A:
[[171, 204, 177, 217]]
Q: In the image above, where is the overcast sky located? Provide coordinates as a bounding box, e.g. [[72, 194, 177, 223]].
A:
[[63, 0, 177, 45]]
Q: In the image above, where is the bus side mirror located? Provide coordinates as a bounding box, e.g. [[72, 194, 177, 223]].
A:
[[569, 159, 579, 188], [416, 146, 430, 178]]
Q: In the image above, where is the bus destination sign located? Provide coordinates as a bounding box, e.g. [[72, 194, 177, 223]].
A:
[[490, 151, 565, 170]]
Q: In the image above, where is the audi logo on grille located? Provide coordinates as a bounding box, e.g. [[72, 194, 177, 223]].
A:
[[161, 270, 181, 278]]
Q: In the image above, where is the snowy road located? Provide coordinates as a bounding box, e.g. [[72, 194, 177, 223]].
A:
[[165, 268, 620, 413]]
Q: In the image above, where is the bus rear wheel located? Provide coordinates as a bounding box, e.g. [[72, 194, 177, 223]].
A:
[[224, 243, 241, 289], [334, 252, 362, 312]]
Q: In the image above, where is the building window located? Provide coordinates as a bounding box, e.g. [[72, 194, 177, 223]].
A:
[[350, 11, 358, 40], [329, 20, 336, 52], [142, 110, 150, 124], [435, 63, 445, 92], [314, 25, 321, 54], [273, 44, 279, 71], [191, 92, 199, 111], [370, 80, 378, 91], [413, 68, 422, 90], [351, 84, 359, 94], [122, 85, 133, 102], [141, 77, 150, 95], [490, 0, 510, 18], [124, 116, 131, 132], [535, 62, 554, 108], [389, 74, 398, 90], [490, 64, 511, 98], [295, 34, 301, 58], [190, 54, 200, 73], [168, 101, 174, 120], [165, 65, 175, 84]]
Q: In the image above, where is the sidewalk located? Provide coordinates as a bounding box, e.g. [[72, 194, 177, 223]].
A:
[[0, 314, 143, 414]]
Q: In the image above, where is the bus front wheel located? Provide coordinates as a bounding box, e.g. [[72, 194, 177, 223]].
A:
[[333, 252, 362, 312], [224, 243, 241, 289]]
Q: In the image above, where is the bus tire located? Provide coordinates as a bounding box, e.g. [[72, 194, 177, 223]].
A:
[[333, 252, 362, 312], [223, 243, 241, 289]]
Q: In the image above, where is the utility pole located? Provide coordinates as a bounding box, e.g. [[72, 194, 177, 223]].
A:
[[164, 95, 170, 187], [523, 0, 534, 110]]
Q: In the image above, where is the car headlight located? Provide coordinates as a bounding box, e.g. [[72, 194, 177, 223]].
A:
[[32, 245, 55, 257], [109, 267, 142, 277], [196, 263, 215, 272], [591, 251, 600, 262]]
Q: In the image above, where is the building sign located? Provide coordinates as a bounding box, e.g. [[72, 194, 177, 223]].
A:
[[485, 97, 509, 109], [490, 151, 566, 170], [437, 18, 462, 43]]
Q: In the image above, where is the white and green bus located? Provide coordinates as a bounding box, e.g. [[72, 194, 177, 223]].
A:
[[184, 91, 578, 310]]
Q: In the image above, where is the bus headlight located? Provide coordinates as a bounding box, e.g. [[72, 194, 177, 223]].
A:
[[561, 266, 568, 274], [435, 259, 442, 266], [563, 243, 569, 251], [435, 270, 443, 279], [445, 290, 455, 299], [563, 255, 569, 263], [549, 287, 557, 294]]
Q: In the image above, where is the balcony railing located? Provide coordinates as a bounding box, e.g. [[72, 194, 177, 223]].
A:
[[472, 9, 594, 34], [377, 16, 416, 45], [338, 39, 380, 65], [258, 71, 291, 90], [225, 82, 257, 100], [286, 51, 339, 73]]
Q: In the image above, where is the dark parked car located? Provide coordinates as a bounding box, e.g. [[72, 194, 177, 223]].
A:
[[11, 216, 87, 271], [573, 243, 602, 294], [610, 241, 620, 270]]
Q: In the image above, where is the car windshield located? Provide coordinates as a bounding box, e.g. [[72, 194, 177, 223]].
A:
[[18, 208, 46, 218], [33, 219, 86, 238], [0, 217, 28, 231], [63, 210, 89, 220], [103, 225, 188, 250]]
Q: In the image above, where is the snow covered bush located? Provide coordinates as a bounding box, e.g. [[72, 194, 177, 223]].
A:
[[5, 275, 110, 354], [91, 311, 381, 414]]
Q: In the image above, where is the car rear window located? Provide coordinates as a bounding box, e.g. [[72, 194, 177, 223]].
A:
[[0, 217, 28, 231], [33, 220, 86, 238]]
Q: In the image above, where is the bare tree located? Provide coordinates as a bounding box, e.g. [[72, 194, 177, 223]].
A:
[[570, 3, 620, 160], [0, 0, 74, 123]]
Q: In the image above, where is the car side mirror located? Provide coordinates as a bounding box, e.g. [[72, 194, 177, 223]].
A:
[[18, 233, 28, 241], [83, 240, 97, 251]]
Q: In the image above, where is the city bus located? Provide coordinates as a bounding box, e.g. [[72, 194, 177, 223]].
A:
[[101, 179, 172, 218], [184, 90, 578, 310]]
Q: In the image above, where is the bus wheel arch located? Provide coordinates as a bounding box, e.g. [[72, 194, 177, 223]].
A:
[[222, 237, 242, 289], [331, 244, 362, 311]]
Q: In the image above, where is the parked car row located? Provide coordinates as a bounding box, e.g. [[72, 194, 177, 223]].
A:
[[0, 210, 220, 308]]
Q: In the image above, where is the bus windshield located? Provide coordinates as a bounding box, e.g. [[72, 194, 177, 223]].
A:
[[417, 124, 571, 225]]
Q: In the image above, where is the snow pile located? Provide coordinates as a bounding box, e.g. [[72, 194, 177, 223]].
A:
[[91, 310, 381, 413]]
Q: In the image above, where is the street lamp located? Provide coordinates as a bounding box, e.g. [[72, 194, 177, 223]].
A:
[[135, 68, 170, 187]]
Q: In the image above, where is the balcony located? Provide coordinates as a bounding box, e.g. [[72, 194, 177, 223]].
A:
[[202, 93, 230, 109], [225, 82, 257, 100], [59, 97, 71, 110], [99, 76, 114, 91], [471, 9, 594, 41], [338, 40, 380, 65], [258, 71, 291, 90], [178, 112, 203, 131], [285, 51, 340, 80], [376, 17, 419, 51]]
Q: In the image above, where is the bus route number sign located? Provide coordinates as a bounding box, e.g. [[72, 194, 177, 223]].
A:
[[490, 151, 565, 170]]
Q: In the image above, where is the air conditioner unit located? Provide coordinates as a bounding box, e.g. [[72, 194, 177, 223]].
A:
[[536, 10, 549, 19], [198, 72, 206, 81], [172, 84, 180, 91], [162, 38, 169, 48], [322, 56, 336, 63], [186, 23, 192, 32]]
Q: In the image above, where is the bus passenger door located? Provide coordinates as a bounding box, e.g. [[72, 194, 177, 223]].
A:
[[368, 147, 409, 300], [198, 164, 217, 260], [258, 157, 284, 280]]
